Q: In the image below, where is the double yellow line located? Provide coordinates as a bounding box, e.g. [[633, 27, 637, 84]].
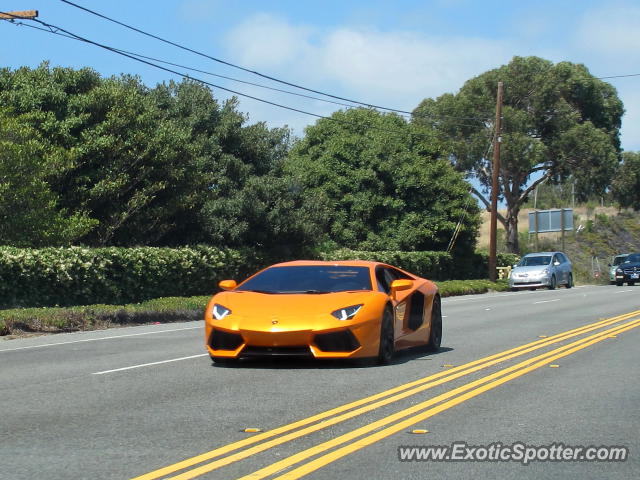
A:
[[132, 310, 640, 480]]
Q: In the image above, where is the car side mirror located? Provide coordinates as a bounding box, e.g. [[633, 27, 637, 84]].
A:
[[607, 264, 611, 267], [390, 279, 413, 299], [553, 261, 560, 266], [218, 279, 237, 290]]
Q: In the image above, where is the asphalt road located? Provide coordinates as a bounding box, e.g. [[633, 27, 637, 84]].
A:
[[1, 284, 638, 480]]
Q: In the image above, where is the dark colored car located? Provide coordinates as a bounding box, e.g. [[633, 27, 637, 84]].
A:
[[614, 253, 640, 286]]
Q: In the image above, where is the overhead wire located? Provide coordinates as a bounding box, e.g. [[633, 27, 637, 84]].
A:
[[4, 14, 487, 134], [57, 0, 495, 122]]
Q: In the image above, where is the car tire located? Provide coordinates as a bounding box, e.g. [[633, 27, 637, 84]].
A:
[[616, 281, 623, 286], [377, 306, 395, 365], [565, 274, 573, 288], [426, 295, 442, 351], [548, 275, 556, 290], [629, 282, 636, 286]]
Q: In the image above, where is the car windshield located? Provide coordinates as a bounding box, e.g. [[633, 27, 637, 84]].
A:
[[236, 266, 372, 294], [519, 255, 551, 267], [613, 255, 628, 266], [625, 254, 640, 263]]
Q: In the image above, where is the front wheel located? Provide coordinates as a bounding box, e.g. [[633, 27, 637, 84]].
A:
[[426, 295, 442, 351], [548, 275, 557, 290], [377, 306, 395, 365], [616, 281, 624, 287]]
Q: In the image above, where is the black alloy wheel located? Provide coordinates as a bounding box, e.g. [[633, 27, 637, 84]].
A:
[[377, 306, 395, 365], [427, 295, 442, 351]]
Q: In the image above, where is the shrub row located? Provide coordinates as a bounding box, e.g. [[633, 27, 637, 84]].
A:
[[0, 247, 519, 309], [0, 280, 509, 336], [320, 249, 519, 281], [0, 296, 210, 336], [0, 246, 261, 309]]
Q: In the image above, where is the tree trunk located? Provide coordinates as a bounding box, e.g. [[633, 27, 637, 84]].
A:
[[504, 207, 520, 253]]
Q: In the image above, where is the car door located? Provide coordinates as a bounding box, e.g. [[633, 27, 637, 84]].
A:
[[552, 254, 564, 284]]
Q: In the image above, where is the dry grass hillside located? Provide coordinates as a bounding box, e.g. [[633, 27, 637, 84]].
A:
[[478, 207, 640, 284]]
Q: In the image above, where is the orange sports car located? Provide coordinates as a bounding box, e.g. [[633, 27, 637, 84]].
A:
[[204, 260, 442, 364]]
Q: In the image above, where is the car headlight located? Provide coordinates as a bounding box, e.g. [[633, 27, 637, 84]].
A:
[[331, 304, 363, 320], [212, 304, 232, 320], [616, 268, 623, 273], [541, 268, 549, 275]]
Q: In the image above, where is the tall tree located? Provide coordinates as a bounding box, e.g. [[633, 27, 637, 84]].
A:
[[0, 109, 96, 246], [611, 151, 640, 211], [413, 56, 623, 252], [284, 108, 480, 255]]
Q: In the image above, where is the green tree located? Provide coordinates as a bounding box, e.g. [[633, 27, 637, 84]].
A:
[[413, 56, 623, 253], [612, 151, 640, 211], [284, 108, 480, 255], [0, 109, 96, 246], [0, 64, 310, 253]]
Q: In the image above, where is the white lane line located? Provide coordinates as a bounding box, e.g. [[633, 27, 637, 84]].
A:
[[615, 290, 634, 293], [0, 325, 202, 352], [93, 353, 208, 375], [533, 299, 561, 304]]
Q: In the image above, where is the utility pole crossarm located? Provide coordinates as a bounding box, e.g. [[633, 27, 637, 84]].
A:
[[0, 10, 38, 20]]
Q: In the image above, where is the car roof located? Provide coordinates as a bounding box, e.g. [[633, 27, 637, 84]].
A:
[[523, 252, 561, 256], [268, 260, 384, 268]]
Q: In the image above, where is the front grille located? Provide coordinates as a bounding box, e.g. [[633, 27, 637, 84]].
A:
[[314, 330, 360, 352], [622, 266, 640, 274], [513, 281, 540, 285], [242, 346, 311, 357], [210, 329, 244, 350]]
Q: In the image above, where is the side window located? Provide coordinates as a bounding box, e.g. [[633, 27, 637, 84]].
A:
[[388, 268, 412, 281], [376, 267, 391, 294], [553, 254, 560, 265]]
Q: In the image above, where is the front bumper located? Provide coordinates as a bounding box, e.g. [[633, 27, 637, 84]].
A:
[[615, 272, 640, 283], [508, 276, 552, 288], [205, 319, 381, 360]]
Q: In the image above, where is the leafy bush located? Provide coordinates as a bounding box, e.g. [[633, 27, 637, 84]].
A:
[[321, 249, 518, 281], [0, 296, 210, 336], [436, 279, 509, 297], [0, 246, 260, 308], [320, 249, 453, 280]]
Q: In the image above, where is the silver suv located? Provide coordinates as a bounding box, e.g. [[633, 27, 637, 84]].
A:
[[509, 252, 573, 290]]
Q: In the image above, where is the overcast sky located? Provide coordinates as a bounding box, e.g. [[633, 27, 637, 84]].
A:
[[1, 0, 639, 151]]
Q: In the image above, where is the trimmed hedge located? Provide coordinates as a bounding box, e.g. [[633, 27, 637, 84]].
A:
[[0, 246, 260, 309], [320, 249, 519, 281], [0, 296, 210, 336], [0, 246, 520, 309], [320, 249, 453, 280], [0, 280, 510, 336]]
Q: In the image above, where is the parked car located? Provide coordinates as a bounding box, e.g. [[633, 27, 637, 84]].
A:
[[508, 252, 573, 290], [614, 253, 640, 286], [609, 254, 629, 284], [204, 260, 442, 365]]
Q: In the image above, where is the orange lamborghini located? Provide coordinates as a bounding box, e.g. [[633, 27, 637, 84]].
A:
[[204, 260, 442, 364]]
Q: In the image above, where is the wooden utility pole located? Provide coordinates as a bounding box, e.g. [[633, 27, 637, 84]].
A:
[[0, 10, 38, 20], [488, 81, 503, 282]]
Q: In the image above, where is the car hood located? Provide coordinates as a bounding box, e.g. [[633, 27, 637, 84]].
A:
[[211, 290, 381, 330], [512, 265, 550, 275], [619, 262, 640, 269]]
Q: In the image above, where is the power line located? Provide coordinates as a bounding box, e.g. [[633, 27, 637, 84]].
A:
[[6, 16, 486, 130], [8, 15, 481, 139], [58, 0, 494, 123], [58, 0, 417, 115]]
